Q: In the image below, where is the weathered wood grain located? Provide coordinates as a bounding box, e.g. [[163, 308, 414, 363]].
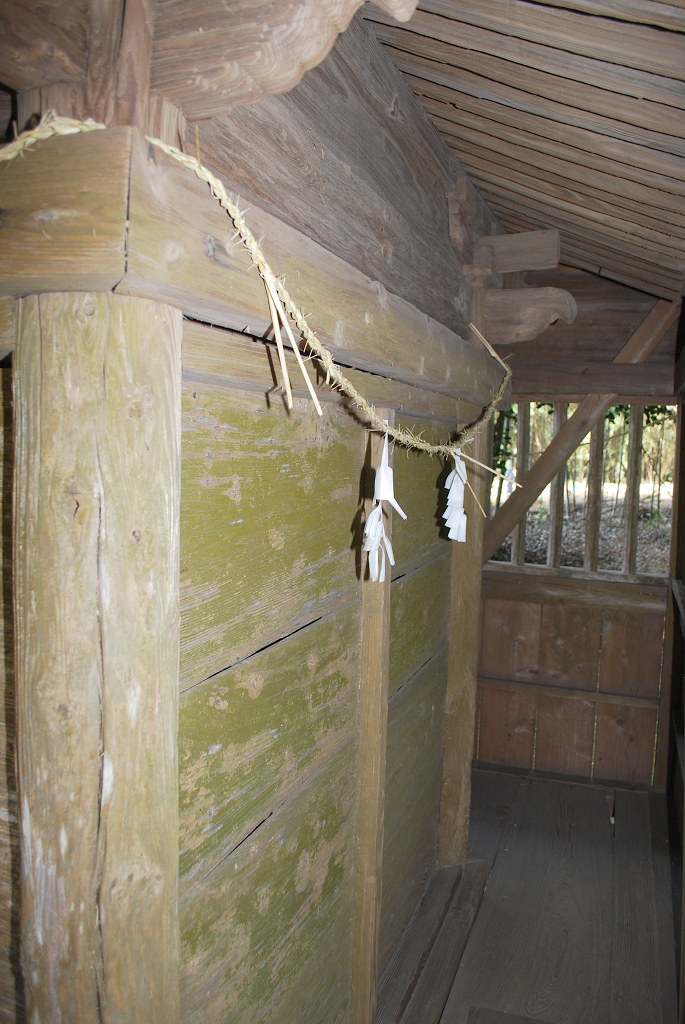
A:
[[481, 563, 667, 612], [352, 418, 393, 1024], [584, 418, 604, 571], [507, 362, 673, 398], [479, 599, 541, 683], [598, 610, 665, 698], [0, 0, 86, 92], [594, 703, 658, 784], [0, 370, 20, 1024], [115, 0, 153, 129], [377, 866, 462, 1024], [610, 790, 662, 1024], [392, 418, 454, 568], [178, 604, 360, 892], [538, 604, 602, 691], [380, 648, 447, 975], [546, 404, 566, 567], [0, 128, 130, 294], [182, 319, 474, 425], [533, 694, 595, 777], [151, 0, 416, 119], [0, 302, 13, 359], [179, 742, 357, 1024], [485, 288, 577, 344], [14, 293, 181, 1022], [478, 675, 658, 711], [402, 860, 488, 1024], [474, 230, 559, 273], [190, 14, 500, 335], [388, 553, 450, 698], [179, 381, 363, 690], [121, 132, 503, 404], [477, 686, 536, 769], [441, 780, 613, 1023]]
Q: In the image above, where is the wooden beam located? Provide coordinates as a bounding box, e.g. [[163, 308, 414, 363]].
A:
[[511, 401, 530, 565], [0, 127, 504, 407], [584, 417, 604, 571], [115, 0, 154, 129], [14, 292, 181, 1022], [506, 361, 674, 398], [546, 403, 566, 568], [482, 299, 682, 563], [622, 405, 644, 575], [474, 229, 560, 273], [351, 412, 394, 1024], [484, 287, 577, 343]]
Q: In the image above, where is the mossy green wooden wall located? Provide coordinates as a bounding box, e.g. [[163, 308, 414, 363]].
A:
[[178, 381, 455, 1021]]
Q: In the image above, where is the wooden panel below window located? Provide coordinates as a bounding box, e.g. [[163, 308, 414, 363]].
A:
[[538, 603, 602, 690], [534, 695, 595, 777], [598, 610, 665, 699], [477, 686, 536, 769], [594, 704, 657, 785], [479, 599, 541, 683]]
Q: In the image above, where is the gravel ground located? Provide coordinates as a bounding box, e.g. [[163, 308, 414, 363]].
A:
[[492, 501, 672, 575]]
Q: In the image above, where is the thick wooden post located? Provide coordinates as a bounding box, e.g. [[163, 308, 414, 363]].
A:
[[623, 405, 644, 575], [14, 293, 181, 1023], [351, 411, 393, 1024], [547, 402, 567, 567], [584, 417, 605, 571], [511, 402, 530, 565]]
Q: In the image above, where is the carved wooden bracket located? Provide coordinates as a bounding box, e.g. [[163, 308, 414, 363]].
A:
[[150, 0, 418, 119], [485, 287, 578, 343], [1, 1, 417, 119]]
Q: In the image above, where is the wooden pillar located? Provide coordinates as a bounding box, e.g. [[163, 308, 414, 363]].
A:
[[622, 405, 644, 575], [511, 402, 530, 565], [547, 402, 567, 567], [584, 417, 605, 571], [351, 411, 393, 1024], [14, 293, 181, 1023], [482, 416, 495, 520]]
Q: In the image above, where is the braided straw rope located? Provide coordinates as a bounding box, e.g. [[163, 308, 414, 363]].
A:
[[1, 112, 512, 475]]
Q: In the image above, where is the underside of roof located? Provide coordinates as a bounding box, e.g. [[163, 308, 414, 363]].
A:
[[364, 0, 685, 301]]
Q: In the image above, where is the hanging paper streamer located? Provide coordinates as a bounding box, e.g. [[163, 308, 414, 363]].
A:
[[364, 433, 407, 583], [443, 451, 468, 543]]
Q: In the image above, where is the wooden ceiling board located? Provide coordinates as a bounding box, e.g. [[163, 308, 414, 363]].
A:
[[366, 0, 685, 299]]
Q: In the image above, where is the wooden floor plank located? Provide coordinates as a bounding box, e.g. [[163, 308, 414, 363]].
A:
[[401, 860, 488, 1024], [442, 779, 614, 1024], [648, 793, 678, 1024], [467, 770, 522, 875], [610, 789, 662, 1024], [377, 866, 462, 1024], [467, 1010, 553, 1024]]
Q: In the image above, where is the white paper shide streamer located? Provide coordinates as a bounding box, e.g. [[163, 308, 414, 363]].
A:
[[443, 452, 468, 543], [364, 433, 407, 583]]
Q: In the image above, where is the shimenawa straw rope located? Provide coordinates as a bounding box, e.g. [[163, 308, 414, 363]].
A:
[[0, 111, 513, 482]]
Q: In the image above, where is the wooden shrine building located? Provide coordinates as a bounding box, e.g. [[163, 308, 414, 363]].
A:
[[0, 1, 683, 1022]]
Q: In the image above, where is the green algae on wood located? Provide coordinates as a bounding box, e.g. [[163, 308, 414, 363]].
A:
[[180, 382, 364, 689], [391, 416, 451, 568], [389, 552, 450, 698], [178, 604, 360, 889], [379, 648, 448, 973], [180, 744, 356, 1024]]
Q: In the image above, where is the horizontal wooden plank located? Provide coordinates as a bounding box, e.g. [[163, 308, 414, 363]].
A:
[[527, 0, 685, 32], [367, 8, 685, 109], [121, 131, 504, 405], [377, 866, 462, 1024], [477, 685, 536, 768], [506, 361, 673, 396], [390, 47, 685, 156], [419, 92, 685, 193], [380, 649, 448, 975], [178, 604, 360, 892], [534, 694, 595, 776], [539, 603, 602, 691], [411, 0, 685, 81], [182, 319, 475, 424], [179, 742, 357, 1024], [594, 703, 658, 784], [0, 128, 504, 406], [478, 676, 660, 709], [0, 127, 130, 293], [180, 382, 363, 689], [481, 564, 668, 612], [389, 553, 450, 698]]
